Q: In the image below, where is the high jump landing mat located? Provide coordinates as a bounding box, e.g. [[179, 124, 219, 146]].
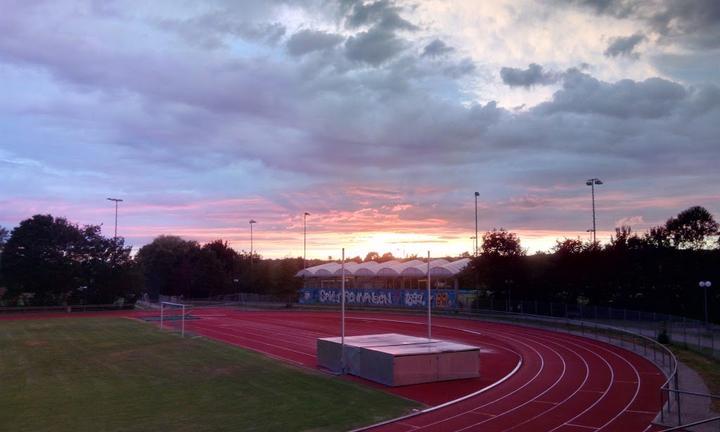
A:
[[317, 333, 480, 386]]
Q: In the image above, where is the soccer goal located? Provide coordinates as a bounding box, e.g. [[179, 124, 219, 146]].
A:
[[160, 302, 189, 337]]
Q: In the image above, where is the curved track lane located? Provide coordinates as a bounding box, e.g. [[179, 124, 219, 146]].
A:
[[0, 308, 665, 431], [177, 309, 665, 432]]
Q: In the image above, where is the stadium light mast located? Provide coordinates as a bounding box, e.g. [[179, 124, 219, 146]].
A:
[[585, 179, 603, 243], [341, 248, 346, 373], [427, 250, 432, 341], [106, 198, 123, 239], [474, 192, 479, 256], [303, 212, 310, 270], [249, 219, 257, 267]]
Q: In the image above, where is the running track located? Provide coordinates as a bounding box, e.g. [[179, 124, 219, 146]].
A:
[[3, 308, 668, 431]]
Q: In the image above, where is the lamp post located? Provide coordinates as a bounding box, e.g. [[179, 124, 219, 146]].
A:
[[474, 192, 479, 256], [470, 236, 476, 256], [699, 281, 712, 325], [585, 179, 603, 243], [106, 198, 123, 239]]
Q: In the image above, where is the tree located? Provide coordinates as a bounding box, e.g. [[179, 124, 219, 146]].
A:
[[2, 215, 85, 304], [379, 252, 395, 262], [665, 206, 719, 249], [644, 225, 672, 249], [607, 226, 644, 251], [481, 229, 525, 257], [135, 235, 201, 298], [1, 215, 137, 305], [553, 238, 585, 256], [364, 252, 380, 262], [0, 226, 8, 251]]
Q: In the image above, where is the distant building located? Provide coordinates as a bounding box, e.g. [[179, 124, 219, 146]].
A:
[[296, 258, 470, 290], [296, 258, 471, 309]]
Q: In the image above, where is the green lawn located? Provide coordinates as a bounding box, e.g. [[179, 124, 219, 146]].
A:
[[0, 318, 418, 432]]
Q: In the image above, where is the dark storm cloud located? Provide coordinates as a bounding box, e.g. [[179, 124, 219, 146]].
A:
[[500, 64, 560, 88], [345, 26, 406, 65], [286, 29, 344, 56], [344, 0, 418, 32], [604, 33, 645, 58], [563, 0, 720, 48], [422, 39, 454, 58], [538, 69, 688, 118]]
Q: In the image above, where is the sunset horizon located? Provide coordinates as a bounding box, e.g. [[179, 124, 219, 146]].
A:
[[2, 0, 719, 258]]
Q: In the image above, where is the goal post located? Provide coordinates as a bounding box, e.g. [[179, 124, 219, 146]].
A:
[[160, 301, 188, 337]]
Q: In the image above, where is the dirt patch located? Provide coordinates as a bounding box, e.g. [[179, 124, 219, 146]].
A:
[[24, 340, 47, 347]]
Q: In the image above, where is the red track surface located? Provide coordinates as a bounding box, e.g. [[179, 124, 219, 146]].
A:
[[3, 308, 667, 431]]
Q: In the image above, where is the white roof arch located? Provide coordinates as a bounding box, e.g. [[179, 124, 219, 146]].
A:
[[297, 258, 470, 279]]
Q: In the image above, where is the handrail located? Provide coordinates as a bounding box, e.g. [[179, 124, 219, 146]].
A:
[[657, 415, 720, 431]]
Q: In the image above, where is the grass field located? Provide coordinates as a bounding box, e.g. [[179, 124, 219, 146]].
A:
[[671, 344, 720, 411], [0, 317, 419, 432]]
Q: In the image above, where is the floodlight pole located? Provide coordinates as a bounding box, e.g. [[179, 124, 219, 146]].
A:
[[427, 250, 432, 341], [249, 219, 257, 267], [341, 248, 346, 373], [303, 212, 310, 270], [107, 197, 123, 239], [585, 179, 603, 244], [474, 192, 479, 256]]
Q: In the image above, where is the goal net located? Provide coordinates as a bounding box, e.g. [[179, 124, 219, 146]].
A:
[[160, 302, 189, 337]]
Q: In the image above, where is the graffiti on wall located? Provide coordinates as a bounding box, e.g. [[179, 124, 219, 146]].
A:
[[300, 288, 457, 309]]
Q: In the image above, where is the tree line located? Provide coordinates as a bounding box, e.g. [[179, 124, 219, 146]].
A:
[[460, 206, 720, 321], [0, 206, 718, 321]]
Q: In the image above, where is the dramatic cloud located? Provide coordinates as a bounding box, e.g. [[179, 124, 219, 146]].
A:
[[422, 39, 454, 58], [0, 0, 718, 257], [344, 0, 418, 32], [500, 64, 561, 88], [286, 29, 344, 56], [604, 33, 645, 58], [564, 0, 720, 48], [345, 26, 406, 65]]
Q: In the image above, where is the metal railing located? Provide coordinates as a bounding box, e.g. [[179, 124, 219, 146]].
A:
[[0, 303, 134, 314], [462, 296, 720, 361]]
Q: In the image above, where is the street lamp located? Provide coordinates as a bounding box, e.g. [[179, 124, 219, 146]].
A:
[[474, 192, 480, 256], [585, 179, 603, 243], [106, 198, 124, 239], [699, 281, 712, 325]]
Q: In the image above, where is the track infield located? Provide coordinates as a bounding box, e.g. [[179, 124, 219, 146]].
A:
[[0, 317, 419, 432]]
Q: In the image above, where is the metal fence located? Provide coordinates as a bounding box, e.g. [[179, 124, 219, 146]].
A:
[[0, 303, 134, 314], [464, 295, 720, 361]]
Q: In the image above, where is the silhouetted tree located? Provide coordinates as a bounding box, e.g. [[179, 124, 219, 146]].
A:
[[481, 228, 525, 257], [665, 206, 719, 249], [379, 252, 395, 262], [644, 225, 672, 249], [1, 215, 137, 305], [135, 235, 201, 298], [364, 252, 380, 262]]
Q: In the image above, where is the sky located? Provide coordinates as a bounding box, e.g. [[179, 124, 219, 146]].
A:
[[1, 0, 719, 259]]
